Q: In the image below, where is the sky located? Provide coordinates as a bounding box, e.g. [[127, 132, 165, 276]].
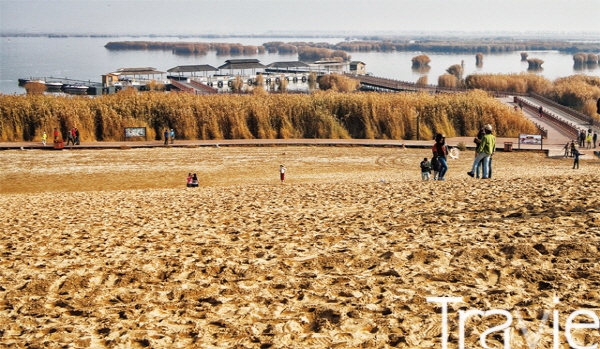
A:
[[0, 0, 599, 36]]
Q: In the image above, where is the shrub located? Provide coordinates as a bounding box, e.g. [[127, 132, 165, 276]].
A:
[[573, 52, 587, 65], [475, 53, 484, 65], [527, 58, 544, 69], [146, 80, 165, 91], [24, 82, 47, 95], [520, 52, 529, 61], [318, 74, 360, 92], [416, 76, 428, 86], [438, 74, 458, 88], [232, 76, 244, 93], [411, 55, 431, 67], [446, 64, 464, 80]]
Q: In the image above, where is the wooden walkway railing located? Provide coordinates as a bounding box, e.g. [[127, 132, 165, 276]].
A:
[[342, 73, 530, 97], [189, 80, 218, 94], [515, 96, 578, 139], [170, 80, 195, 93], [531, 93, 599, 128]]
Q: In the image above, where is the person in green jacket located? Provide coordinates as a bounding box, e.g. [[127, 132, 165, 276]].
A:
[[467, 124, 496, 179]]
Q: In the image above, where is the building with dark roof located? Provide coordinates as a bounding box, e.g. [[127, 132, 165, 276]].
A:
[[218, 59, 266, 74]]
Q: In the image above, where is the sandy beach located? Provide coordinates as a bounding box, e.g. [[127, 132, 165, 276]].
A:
[[1, 146, 600, 348]]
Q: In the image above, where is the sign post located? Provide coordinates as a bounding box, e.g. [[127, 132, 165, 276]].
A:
[[519, 134, 543, 150], [124, 127, 147, 141]]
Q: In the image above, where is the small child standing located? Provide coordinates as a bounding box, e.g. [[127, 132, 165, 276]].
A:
[[280, 165, 287, 184], [420, 158, 431, 181], [41, 131, 48, 146]]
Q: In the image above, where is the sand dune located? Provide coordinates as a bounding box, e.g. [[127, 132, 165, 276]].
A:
[[1, 147, 599, 348]]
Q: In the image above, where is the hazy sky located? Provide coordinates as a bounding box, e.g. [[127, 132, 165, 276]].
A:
[[1, 0, 599, 35]]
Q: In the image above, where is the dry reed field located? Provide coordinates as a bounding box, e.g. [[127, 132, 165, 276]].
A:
[[1, 147, 600, 348]]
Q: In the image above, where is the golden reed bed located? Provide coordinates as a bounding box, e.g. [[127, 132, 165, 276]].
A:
[[1, 147, 600, 348]]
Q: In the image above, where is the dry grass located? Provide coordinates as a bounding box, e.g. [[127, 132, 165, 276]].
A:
[[2, 147, 600, 348], [0, 91, 538, 143], [464, 73, 553, 93], [24, 82, 47, 95], [438, 74, 458, 88], [318, 74, 360, 92]]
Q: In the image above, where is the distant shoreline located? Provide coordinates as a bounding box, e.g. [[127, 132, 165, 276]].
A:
[[2, 31, 600, 42]]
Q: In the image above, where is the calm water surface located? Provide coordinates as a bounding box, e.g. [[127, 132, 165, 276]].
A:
[[1, 36, 598, 95]]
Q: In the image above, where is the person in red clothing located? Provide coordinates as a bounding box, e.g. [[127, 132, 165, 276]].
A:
[[280, 165, 287, 184], [431, 134, 448, 180], [53, 128, 59, 140]]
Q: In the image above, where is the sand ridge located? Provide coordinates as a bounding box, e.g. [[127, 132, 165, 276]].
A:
[[1, 147, 600, 348]]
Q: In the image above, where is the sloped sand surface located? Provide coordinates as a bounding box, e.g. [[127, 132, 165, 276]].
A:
[[1, 147, 600, 348]]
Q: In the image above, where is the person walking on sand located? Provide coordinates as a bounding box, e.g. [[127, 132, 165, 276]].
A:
[[579, 130, 586, 147], [280, 165, 287, 184], [563, 141, 571, 158], [420, 158, 431, 181], [570, 140, 577, 157], [472, 127, 490, 178], [468, 124, 496, 179], [432, 134, 449, 181], [170, 129, 175, 144], [41, 131, 47, 146], [66, 128, 75, 146], [74, 128, 80, 145], [538, 106, 543, 118], [593, 132, 597, 149], [586, 132, 592, 150], [573, 149, 584, 169], [163, 129, 169, 146]]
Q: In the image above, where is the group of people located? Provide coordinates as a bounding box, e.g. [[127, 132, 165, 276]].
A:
[[186, 173, 199, 187], [66, 128, 81, 146], [164, 129, 175, 145], [420, 134, 450, 181], [563, 140, 587, 169], [43, 127, 80, 146], [420, 124, 496, 181], [577, 129, 597, 150]]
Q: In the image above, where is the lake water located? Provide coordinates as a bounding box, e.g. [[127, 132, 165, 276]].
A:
[[1, 36, 599, 95]]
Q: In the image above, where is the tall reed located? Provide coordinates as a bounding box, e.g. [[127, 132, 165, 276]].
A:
[[464, 73, 552, 94], [438, 74, 458, 88], [0, 91, 538, 142]]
